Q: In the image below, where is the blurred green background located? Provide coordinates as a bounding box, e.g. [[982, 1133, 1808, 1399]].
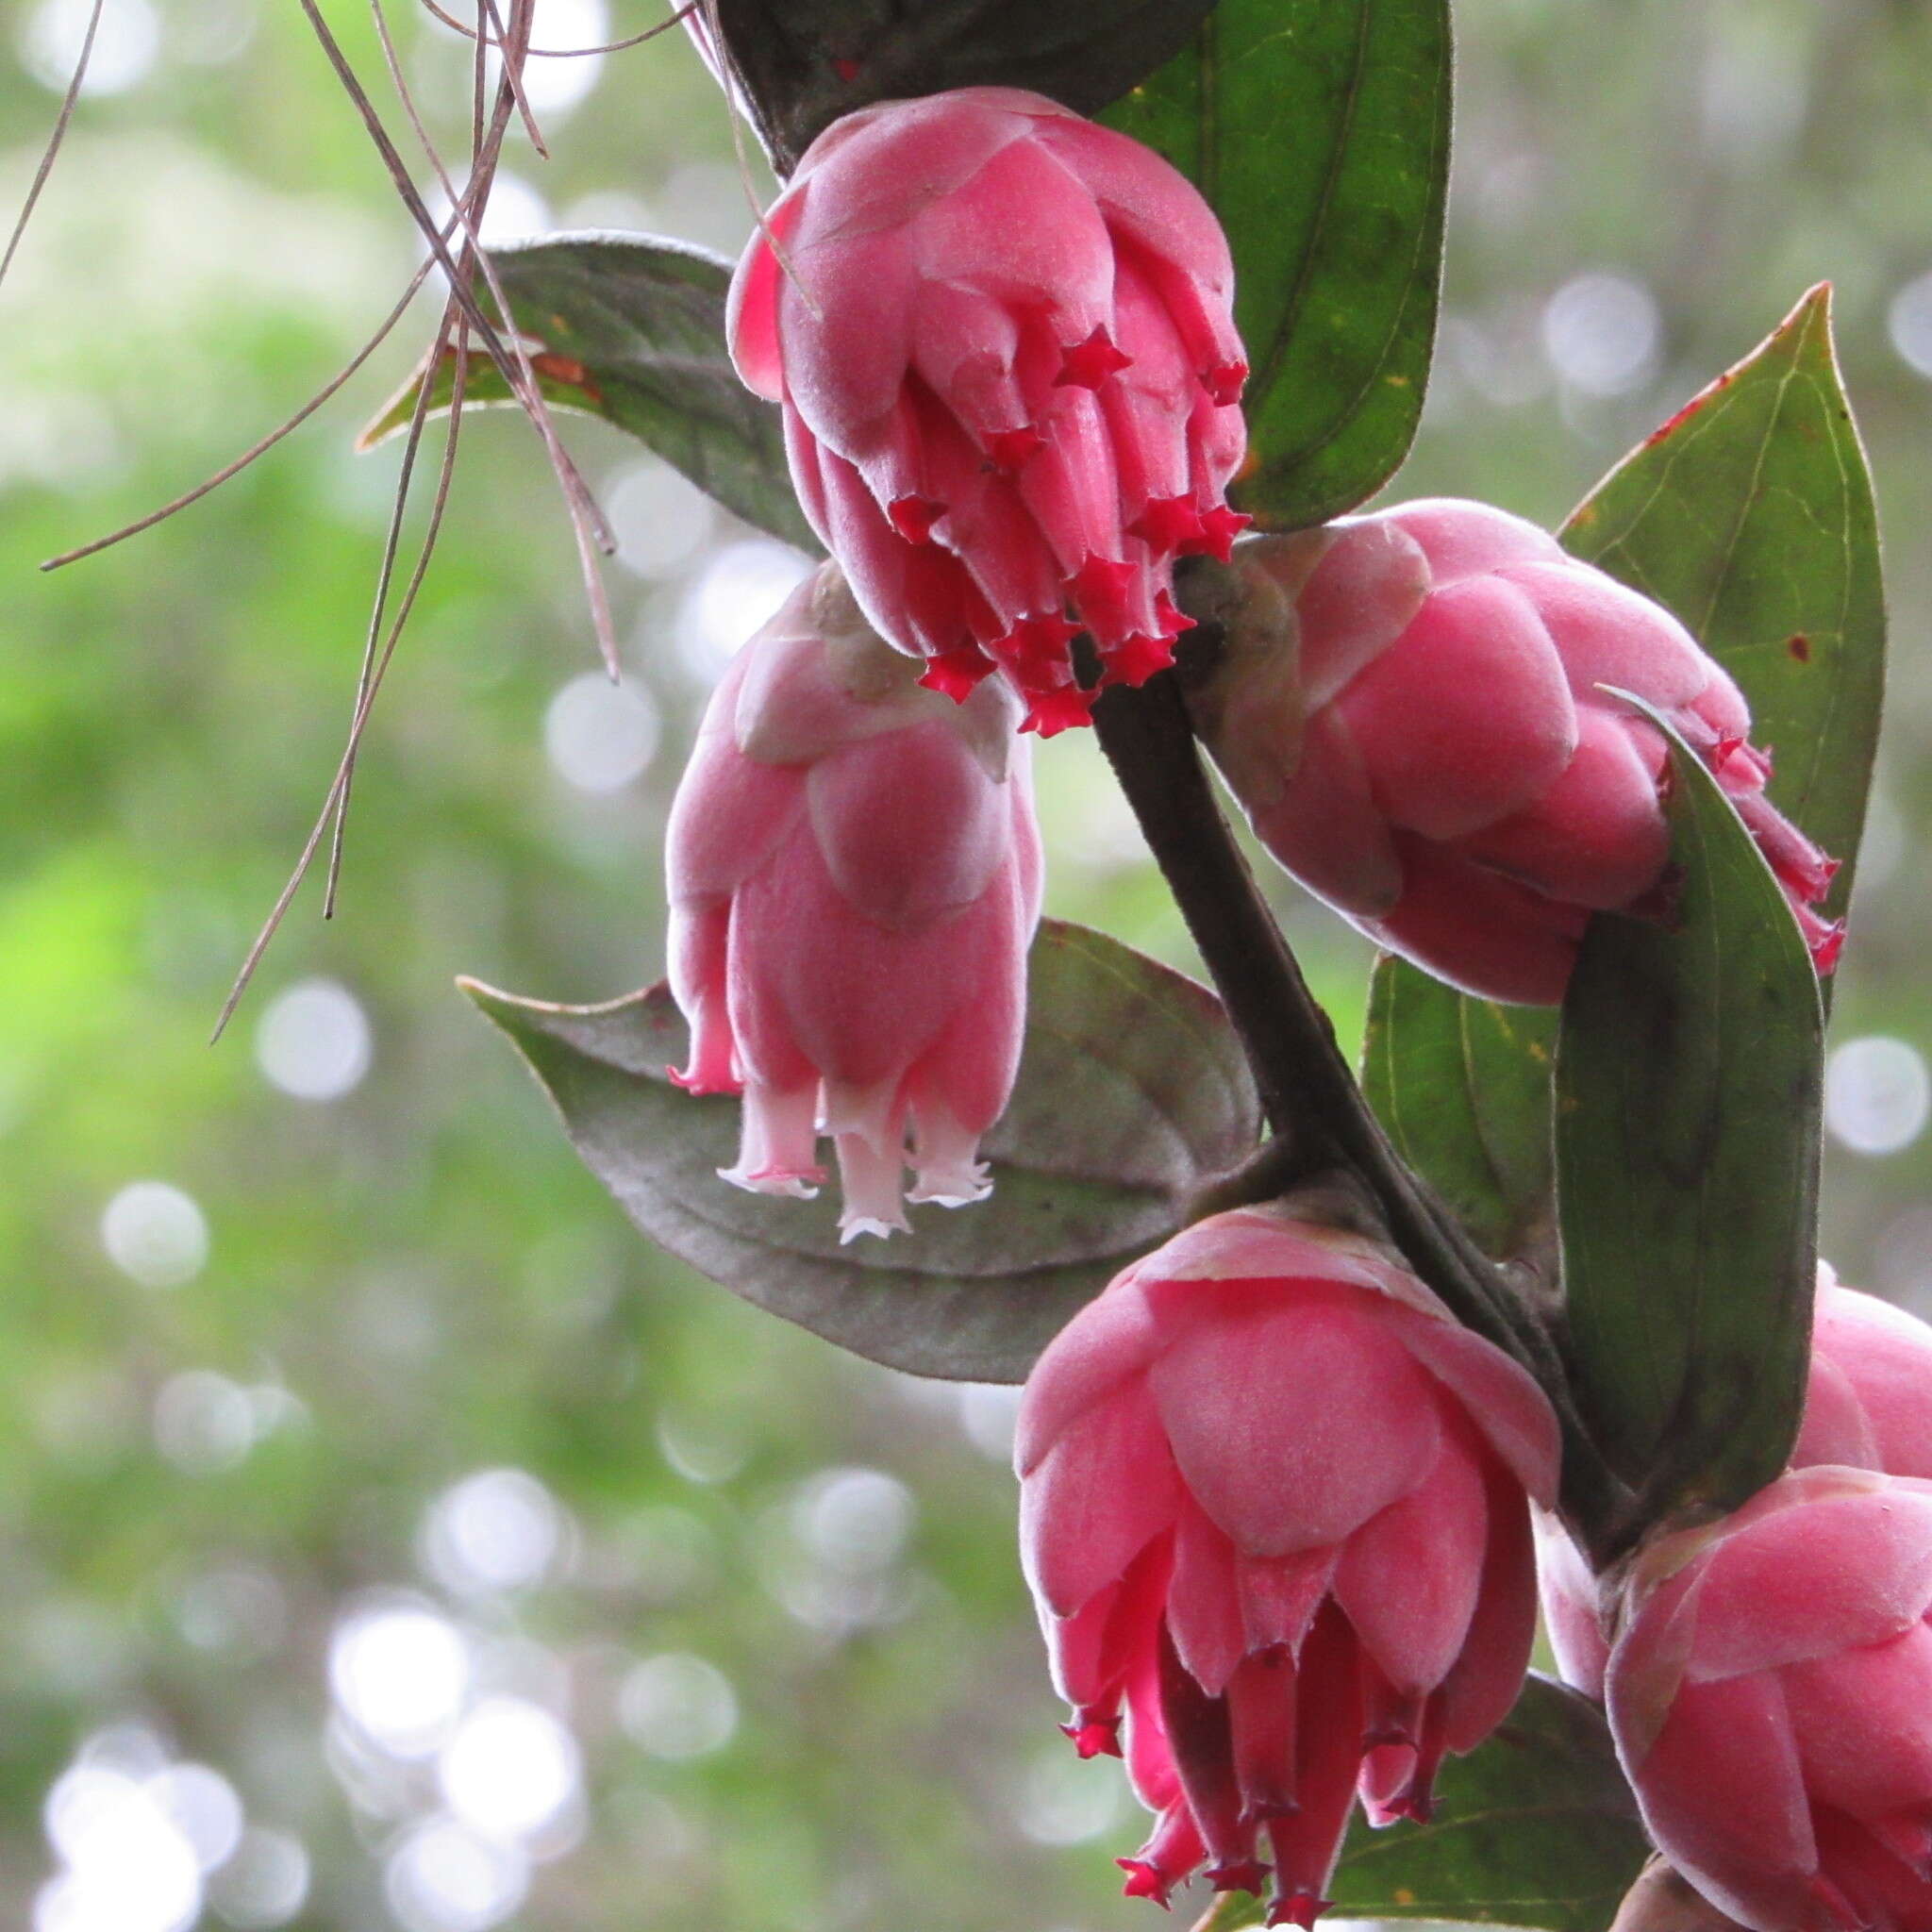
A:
[[3, 3, 1930, 1928]]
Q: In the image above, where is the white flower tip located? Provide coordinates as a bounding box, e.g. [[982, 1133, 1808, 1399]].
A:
[[907, 1163, 993, 1208], [718, 1164, 823, 1200], [839, 1211, 910, 1243]]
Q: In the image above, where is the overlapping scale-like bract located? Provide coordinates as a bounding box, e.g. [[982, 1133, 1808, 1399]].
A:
[[665, 561, 1042, 1241], [1191, 498, 1840, 1003], [1015, 1208, 1559, 1925], [728, 87, 1250, 736]]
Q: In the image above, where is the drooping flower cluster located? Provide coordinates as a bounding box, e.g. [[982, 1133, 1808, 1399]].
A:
[[727, 86, 1250, 736], [665, 560, 1041, 1241], [1016, 1208, 1558, 1924], [1188, 498, 1840, 1003]]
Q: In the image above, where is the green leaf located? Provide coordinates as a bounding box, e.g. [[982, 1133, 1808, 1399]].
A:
[[1557, 699, 1823, 1517], [358, 233, 818, 554], [1362, 956, 1557, 1265], [462, 920, 1260, 1384], [1105, 0, 1450, 530], [1216, 1676, 1648, 1932], [703, 0, 1219, 174], [1562, 285, 1885, 936]]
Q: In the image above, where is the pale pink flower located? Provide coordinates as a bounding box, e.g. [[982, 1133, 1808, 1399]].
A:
[[728, 87, 1249, 736], [1016, 1208, 1558, 1923], [665, 562, 1041, 1240], [1192, 498, 1840, 1003]]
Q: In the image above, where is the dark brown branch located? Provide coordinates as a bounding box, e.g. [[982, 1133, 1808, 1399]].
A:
[[1091, 667, 1629, 1564]]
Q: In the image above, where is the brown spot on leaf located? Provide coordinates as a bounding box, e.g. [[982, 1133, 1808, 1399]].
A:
[[529, 352, 605, 405], [1789, 633, 1812, 663]]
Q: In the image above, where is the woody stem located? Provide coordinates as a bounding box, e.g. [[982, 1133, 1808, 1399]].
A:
[[1090, 665, 1628, 1565]]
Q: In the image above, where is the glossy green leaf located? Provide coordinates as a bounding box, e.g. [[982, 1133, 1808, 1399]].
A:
[[1557, 700, 1823, 1516], [1105, 0, 1450, 530], [1362, 956, 1557, 1266], [358, 233, 817, 554], [702, 0, 1218, 174], [1216, 1676, 1648, 1932], [1563, 285, 1885, 934], [463, 920, 1259, 1384]]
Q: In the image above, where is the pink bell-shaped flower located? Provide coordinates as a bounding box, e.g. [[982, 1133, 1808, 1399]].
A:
[[1537, 1269, 1932, 1707], [1189, 498, 1840, 1003], [665, 561, 1042, 1241], [1015, 1207, 1559, 1924], [727, 87, 1250, 736], [1607, 1467, 1932, 1932]]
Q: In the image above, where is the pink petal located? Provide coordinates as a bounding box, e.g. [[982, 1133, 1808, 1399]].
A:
[[1336, 574, 1579, 841], [1383, 498, 1564, 584], [1783, 1619, 1932, 1819], [1436, 1459, 1540, 1754], [1020, 1377, 1181, 1618], [1364, 838, 1587, 1007], [1334, 1421, 1488, 1696], [1499, 559, 1714, 709], [1149, 1298, 1443, 1557], [1251, 708, 1406, 917], [1683, 1487, 1932, 1682], [1535, 1508, 1609, 1703], [724, 189, 807, 401], [1808, 1285, 1932, 1480], [1294, 517, 1436, 712], [1616, 1672, 1819, 1932], [1166, 1490, 1251, 1697], [1794, 1351, 1883, 1474], [1014, 1276, 1163, 1476], [1369, 1295, 1562, 1504], [806, 723, 1012, 924], [1461, 707, 1672, 911]]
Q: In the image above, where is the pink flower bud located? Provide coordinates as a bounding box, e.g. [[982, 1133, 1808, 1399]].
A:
[[1015, 1208, 1559, 1923], [1191, 499, 1841, 1003], [665, 562, 1042, 1241], [1606, 1467, 1932, 1932], [1796, 1271, 1932, 1479], [728, 88, 1250, 736]]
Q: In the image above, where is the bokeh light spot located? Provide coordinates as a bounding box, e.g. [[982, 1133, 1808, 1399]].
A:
[[1825, 1037, 1931, 1157], [330, 1605, 471, 1757], [675, 540, 813, 679], [385, 1818, 530, 1932], [607, 458, 713, 581], [205, 1827, 310, 1929], [101, 1182, 208, 1290], [1889, 274, 1932, 380], [254, 977, 373, 1102], [544, 672, 660, 793], [20, 0, 160, 97], [618, 1654, 739, 1760], [439, 1698, 581, 1842], [1541, 272, 1661, 397], [154, 1370, 257, 1475], [423, 1468, 563, 1597]]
